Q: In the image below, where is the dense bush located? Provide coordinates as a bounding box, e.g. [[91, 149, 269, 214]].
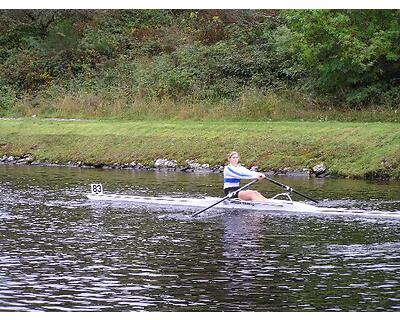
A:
[[0, 9, 399, 116], [280, 10, 400, 106]]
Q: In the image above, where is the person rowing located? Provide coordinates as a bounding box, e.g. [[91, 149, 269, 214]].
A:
[[224, 151, 268, 201]]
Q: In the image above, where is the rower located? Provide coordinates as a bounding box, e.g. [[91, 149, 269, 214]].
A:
[[224, 151, 268, 201]]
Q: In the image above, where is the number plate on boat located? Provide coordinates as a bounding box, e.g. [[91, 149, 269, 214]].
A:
[[91, 184, 103, 194]]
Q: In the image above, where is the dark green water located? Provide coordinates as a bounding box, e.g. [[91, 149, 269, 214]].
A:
[[0, 165, 399, 311]]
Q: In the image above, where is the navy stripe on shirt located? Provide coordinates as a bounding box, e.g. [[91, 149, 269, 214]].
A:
[[224, 178, 241, 183]]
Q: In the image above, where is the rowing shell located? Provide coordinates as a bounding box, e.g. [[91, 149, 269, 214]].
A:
[[87, 183, 320, 214], [87, 184, 400, 218]]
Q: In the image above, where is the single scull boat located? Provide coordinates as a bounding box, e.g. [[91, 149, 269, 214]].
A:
[[86, 183, 400, 218], [87, 183, 320, 214]]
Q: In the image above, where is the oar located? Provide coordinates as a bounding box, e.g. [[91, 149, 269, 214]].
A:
[[192, 179, 259, 218], [265, 176, 319, 203]]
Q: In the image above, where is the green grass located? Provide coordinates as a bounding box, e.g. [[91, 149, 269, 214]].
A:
[[7, 90, 400, 123], [0, 119, 399, 179]]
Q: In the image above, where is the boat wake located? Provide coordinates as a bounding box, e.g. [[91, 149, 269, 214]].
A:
[[318, 198, 400, 210], [158, 211, 227, 221], [314, 207, 400, 219], [158, 213, 195, 221], [156, 206, 400, 222]]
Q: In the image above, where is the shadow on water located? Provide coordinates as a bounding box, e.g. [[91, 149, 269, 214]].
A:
[[0, 164, 400, 311]]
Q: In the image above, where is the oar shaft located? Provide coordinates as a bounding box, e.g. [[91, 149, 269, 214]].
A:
[[292, 190, 318, 203], [191, 196, 229, 217], [265, 177, 318, 203], [192, 179, 258, 217]]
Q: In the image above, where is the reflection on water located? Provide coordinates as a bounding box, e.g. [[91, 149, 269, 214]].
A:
[[0, 165, 400, 311]]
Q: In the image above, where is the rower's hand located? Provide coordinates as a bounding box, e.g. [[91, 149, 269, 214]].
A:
[[257, 173, 266, 180]]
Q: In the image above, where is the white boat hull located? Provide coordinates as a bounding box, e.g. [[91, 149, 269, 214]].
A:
[[86, 184, 400, 218], [86, 192, 320, 214]]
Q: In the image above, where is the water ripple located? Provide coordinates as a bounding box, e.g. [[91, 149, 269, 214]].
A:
[[1, 166, 400, 310]]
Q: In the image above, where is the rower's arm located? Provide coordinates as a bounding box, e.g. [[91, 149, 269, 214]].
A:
[[226, 165, 259, 179]]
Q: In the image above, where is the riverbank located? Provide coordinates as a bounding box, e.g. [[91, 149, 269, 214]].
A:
[[0, 118, 399, 180]]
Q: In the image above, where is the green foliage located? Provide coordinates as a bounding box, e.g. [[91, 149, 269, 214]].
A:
[[0, 9, 399, 117], [280, 10, 400, 106], [0, 86, 18, 113]]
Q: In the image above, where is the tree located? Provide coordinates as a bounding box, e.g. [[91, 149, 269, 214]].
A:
[[280, 10, 400, 106]]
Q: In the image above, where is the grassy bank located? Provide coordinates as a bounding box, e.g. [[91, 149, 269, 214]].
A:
[[0, 119, 399, 179], [8, 90, 400, 123]]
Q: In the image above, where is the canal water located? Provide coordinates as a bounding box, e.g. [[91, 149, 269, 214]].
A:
[[0, 165, 399, 311]]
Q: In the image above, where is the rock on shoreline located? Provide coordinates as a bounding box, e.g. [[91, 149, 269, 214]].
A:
[[0, 154, 329, 178], [0, 155, 224, 173]]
